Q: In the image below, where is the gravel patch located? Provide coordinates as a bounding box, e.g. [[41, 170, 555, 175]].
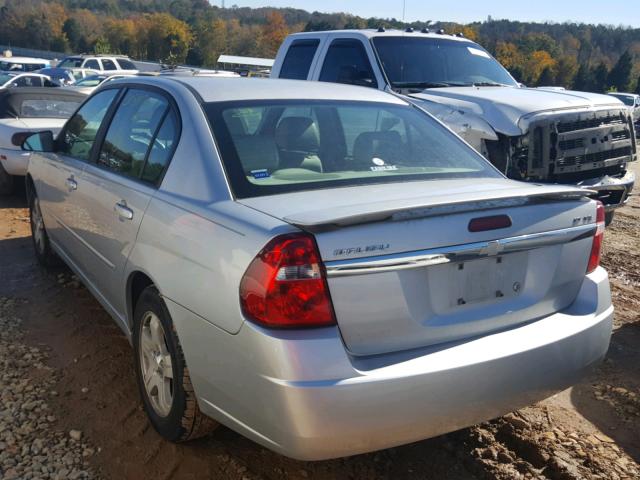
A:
[[0, 297, 97, 480]]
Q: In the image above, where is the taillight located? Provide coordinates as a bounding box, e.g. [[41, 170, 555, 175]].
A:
[[586, 201, 605, 274], [240, 233, 336, 328]]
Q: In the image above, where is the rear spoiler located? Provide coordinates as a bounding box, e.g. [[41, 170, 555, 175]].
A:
[[284, 188, 595, 233]]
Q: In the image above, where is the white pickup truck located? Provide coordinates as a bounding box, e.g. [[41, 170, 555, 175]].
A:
[[271, 28, 637, 223]]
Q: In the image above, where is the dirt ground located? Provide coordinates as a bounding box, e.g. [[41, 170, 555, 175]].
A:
[[0, 165, 638, 480]]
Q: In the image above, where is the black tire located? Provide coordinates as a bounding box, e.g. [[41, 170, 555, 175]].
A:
[[28, 185, 61, 268], [0, 162, 14, 196], [605, 211, 615, 227], [133, 286, 218, 442]]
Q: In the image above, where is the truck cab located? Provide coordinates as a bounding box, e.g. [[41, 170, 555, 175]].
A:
[[272, 29, 637, 223]]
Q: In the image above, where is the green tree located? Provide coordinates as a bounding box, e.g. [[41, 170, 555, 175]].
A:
[[537, 67, 556, 86], [573, 64, 593, 91], [93, 36, 112, 54], [635, 76, 640, 95], [591, 62, 609, 93], [608, 50, 633, 92]]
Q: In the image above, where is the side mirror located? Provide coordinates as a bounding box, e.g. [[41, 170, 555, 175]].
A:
[[17, 131, 55, 152]]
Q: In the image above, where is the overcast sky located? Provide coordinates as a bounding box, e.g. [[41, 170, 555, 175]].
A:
[[221, 0, 640, 27]]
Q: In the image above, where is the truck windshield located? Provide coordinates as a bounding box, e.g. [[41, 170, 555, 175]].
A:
[[373, 37, 518, 89], [206, 100, 500, 198], [610, 94, 635, 107]]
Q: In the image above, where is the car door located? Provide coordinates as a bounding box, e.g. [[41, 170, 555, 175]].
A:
[[83, 59, 101, 72], [315, 36, 383, 89], [36, 88, 121, 269], [71, 86, 178, 320]]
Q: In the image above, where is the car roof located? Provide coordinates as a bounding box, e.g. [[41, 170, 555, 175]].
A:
[[110, 77, 409, 105], [0, 72, 46, 77], [65, 54, 130, 59], [287, 28, 474, 43], [0, 56, 50, 63]]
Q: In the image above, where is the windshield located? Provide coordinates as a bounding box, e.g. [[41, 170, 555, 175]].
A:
[[207, 100, 499, 198], [75, 75, 105, 87], [20, 98, 82, 118], [373, 37, 518, 89], [0, 73, 15, 85], [58, 58, 83, 68], [610, 94, 635, 106]]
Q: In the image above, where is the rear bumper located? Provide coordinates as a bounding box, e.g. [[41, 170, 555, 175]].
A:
[[168, 267, 613, 460], [577, 168, 635, 211], [0, 147, 31, 176]]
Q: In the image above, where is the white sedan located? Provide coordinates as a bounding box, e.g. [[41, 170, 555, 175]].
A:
[[0, 87, 86, 194], [0, 72, 57, 88]]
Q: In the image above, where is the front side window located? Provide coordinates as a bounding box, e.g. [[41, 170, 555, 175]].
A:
[[102, 59, 117, 71], [373, 37, 518, 89], [279, 39, 320, 80], [207, 100, 499, 198], [59, 89, 119, 161], [97, 89, 169, 179], [319, 39, 377, 88], [58, 58, 83, 68]]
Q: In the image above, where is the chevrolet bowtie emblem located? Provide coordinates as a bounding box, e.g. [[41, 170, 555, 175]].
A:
[[482, 240, 503, 257]]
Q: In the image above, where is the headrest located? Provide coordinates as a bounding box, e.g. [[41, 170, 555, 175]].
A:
[[353, 131, 403, 166], [275, 116, 319, 152], [233, 135, 279, 174]]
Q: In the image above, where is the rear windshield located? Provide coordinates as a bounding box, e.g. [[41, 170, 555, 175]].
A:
[[206, 100, 499, 198], [75, 75, 105, 87], [20, 98, 82, 118]]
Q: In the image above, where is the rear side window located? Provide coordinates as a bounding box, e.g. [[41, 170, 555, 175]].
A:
[[319, 39, 377, 88], [141, 109, 179, 184], [97, 89, 169, 180], [102, 59, 117, 71], [279, 39, 319, 80], [116, 59, 137, 70], [59, 89, 120, 161]]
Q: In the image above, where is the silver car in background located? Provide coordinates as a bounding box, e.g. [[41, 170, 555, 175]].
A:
[[23, 77, 612, 460]]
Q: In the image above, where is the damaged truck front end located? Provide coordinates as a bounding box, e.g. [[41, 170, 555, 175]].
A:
[[487, 106, 636, 223]]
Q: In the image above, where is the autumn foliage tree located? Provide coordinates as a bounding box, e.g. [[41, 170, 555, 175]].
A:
[[261, 11, 289, 57], [0, 1, 636, 92]]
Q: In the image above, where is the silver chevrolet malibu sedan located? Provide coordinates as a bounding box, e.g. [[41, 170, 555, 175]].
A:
[[22, 77, 612, 460]]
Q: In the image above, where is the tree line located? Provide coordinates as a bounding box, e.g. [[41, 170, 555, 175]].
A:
[[0, 0, 638, 93]]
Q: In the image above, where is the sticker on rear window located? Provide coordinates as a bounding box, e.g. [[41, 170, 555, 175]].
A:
[[250, 169, 270, 179], [370, 165, 398, 172], [467, 47, 491, 59]]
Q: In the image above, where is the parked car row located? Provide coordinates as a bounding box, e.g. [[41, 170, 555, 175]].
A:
[[18, 50, 613, 462]]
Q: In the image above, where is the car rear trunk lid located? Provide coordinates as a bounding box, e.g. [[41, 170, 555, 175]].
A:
[[238, 179, 598, 355]]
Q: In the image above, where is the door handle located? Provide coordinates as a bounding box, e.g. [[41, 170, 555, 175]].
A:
[[65, 177, 77, 191], [114, 202, 134, 220]]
